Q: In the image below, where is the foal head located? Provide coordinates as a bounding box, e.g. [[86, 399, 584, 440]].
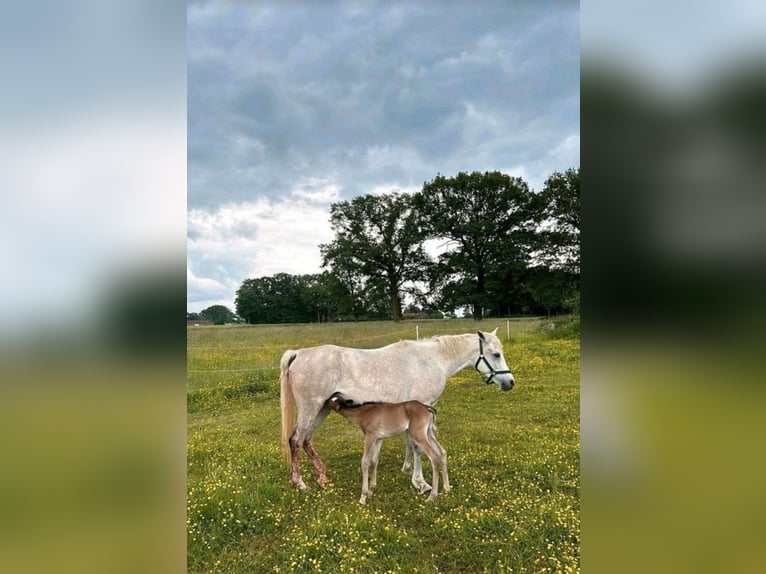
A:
[[327, 392, 356, 412]]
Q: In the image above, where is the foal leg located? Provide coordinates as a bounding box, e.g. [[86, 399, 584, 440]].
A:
[[369, 438, 384, 492], [401, 434, 413, 474], [425, 452, 442, 502], [431, 434, 450, 494], [359, 434, 377, 505], [410, 445, 432, 493], [413, 438, 442, 502]]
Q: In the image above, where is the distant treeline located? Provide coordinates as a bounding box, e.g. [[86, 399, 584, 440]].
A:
[[230, 169, 579, 324]]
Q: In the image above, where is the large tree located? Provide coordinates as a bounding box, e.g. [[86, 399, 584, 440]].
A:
[[416, 171, 536, 321], [534, 167, 580, 275], [235, 272, 367, 324], [235, 273, 314, 324], [300, 272, 362, 322], [199, 304, 237, 325], [320, 193, 429, 322]]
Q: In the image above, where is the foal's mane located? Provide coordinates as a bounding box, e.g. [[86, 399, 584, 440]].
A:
[[341, 400, 383, 409], [329, 392, 436, 413]]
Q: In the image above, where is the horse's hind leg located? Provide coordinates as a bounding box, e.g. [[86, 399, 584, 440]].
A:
[[288, 431, 308, 491], [301, 403, 331, 488], [289, 403, 329, 491], [303, 439, 329, 488]]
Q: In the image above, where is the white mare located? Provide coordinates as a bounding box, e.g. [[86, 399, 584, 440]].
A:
[[280, 329, 515, 492]]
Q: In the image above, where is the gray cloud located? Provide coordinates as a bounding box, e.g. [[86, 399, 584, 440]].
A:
[[187, 0, 579, 310]]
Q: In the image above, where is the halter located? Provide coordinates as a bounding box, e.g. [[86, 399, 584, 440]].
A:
[[474, 336, 512, 385]]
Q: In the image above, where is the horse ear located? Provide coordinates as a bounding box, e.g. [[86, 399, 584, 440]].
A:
[[491, 327, 498, 336], [477, 330, 486, 341]]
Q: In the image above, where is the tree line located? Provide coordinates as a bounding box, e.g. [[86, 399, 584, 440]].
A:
[[226, 168, 579, 324]]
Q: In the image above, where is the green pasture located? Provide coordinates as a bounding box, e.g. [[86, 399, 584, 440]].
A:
[[187, 318, 580, 573]]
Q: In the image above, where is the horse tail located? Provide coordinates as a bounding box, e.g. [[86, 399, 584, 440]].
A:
[[280, 350, 298, 467]]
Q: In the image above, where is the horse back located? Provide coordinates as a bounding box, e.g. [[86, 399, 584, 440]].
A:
[[288, 341, 445, 404]]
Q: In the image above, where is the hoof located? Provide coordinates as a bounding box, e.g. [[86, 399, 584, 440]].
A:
[[414, 482, 432, 494]]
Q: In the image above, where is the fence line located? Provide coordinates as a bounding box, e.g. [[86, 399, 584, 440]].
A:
[[187, 328, 415, 351], [187, 376, 279, 394], [187, 366, 279, 374], [187, 328, 415, 378]]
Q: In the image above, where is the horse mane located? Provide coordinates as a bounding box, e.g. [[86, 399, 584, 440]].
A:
[[426, 333, 472, 362]]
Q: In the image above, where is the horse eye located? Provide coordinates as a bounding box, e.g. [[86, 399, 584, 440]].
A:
[[493, 352, 501, 359]]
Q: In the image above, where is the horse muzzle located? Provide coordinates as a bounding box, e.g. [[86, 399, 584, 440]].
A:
[[499, 377, 515, 391]]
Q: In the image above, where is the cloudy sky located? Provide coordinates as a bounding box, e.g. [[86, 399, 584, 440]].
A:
[[187, 0, 580, 313]]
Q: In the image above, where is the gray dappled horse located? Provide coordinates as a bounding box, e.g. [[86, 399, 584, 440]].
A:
[[280, 329, 514, 492]]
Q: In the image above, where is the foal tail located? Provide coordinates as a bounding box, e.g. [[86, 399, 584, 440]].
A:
[[280, 350, 298, 467]]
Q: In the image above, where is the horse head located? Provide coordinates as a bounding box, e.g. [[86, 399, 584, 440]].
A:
[[475, 329, 515, 391]]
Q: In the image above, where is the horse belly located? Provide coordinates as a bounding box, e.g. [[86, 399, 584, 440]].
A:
[[343, 354, 442, 404]]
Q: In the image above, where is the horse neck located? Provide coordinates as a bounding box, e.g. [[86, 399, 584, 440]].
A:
[[437, 334, 478, 377]]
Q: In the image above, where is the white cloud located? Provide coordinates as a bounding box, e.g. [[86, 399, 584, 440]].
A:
[[554, 134, 580, 155], [186, 267, 232, 313], [187, 266, 226, 293], [187, 194, 336, 312], [367, 183, 422, 196], [290, 178, 341, 203], [440, 33, 512, 70]]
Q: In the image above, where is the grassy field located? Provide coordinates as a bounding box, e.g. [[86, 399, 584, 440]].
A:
[[187, 317, 580, 573]]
